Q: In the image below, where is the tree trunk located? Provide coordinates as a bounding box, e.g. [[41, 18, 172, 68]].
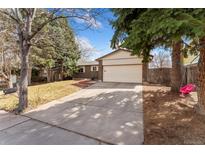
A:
[[16, 10, 33, 113], [196, 38, 205, 115], [143, 63, 148, 82], [171, 41, 182, 92], [28, 66, 32, 85], [17, 46, 29, 112], [60, 64, 64, 80], [47, 68, 51, 82]]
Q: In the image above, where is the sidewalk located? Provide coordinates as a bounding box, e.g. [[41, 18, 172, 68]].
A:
[[0, 111, 104, 145]]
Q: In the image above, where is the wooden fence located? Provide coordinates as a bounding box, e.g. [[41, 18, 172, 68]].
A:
[[182, 64, 198, 85], [146, 64, 198, 86]]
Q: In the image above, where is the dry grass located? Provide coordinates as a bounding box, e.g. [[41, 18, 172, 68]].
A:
[[0, 80, 82, 112], [143, 84, 205, 144]]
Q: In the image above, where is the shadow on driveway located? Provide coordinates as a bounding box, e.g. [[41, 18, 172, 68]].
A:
[[0, 83, 143, 145], [25, 83, 143, 145]]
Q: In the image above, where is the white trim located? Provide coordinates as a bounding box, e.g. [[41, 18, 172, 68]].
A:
[[91, 66, 98, 72], [79, 66, 85, 73]]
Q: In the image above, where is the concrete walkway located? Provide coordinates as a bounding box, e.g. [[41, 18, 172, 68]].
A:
[[0, 82, 143, 145]]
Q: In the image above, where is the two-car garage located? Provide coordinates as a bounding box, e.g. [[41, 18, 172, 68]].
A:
[[103, 65, 142, 83], [96, 49, 143, 83]]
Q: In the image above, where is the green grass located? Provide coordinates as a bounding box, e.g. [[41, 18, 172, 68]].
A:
[[0, 80, 81, 112]]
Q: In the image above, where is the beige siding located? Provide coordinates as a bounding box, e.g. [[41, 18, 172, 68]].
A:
[[103, 58, 142, 65], [102, 50, 142, 66], [103, 50, 139, 59]]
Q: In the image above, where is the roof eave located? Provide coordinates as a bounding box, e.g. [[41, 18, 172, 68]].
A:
[[95, 48, 131, 61]]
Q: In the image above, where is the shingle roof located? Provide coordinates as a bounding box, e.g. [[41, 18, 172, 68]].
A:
[[77, 61, 99, 66]]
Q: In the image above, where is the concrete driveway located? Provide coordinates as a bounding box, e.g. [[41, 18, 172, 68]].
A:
[[0, 82, 143, 145]]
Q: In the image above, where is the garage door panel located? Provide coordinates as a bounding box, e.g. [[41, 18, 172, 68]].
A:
[[103, 65, 142, 83]]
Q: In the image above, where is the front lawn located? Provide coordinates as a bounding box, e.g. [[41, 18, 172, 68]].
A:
[[0, 80, 84, 112]]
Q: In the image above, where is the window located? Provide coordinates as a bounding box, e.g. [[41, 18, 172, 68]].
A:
[[79, 66, 85, 73], [91, 66, 98, 72]]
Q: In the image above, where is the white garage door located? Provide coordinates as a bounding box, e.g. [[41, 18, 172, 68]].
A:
[[103, 65, 142, 83]]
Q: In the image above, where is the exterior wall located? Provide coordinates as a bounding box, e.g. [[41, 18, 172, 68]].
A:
[[102, 50, 142, 66], [73, 65, 98, 79], [102, 50, 140, 59], [181, 54, 199, 65], [98, 60, 103, 81], [102, 58, 142, 66]]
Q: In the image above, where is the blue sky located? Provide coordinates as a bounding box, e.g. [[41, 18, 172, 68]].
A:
[[70, 9, 116, 60]]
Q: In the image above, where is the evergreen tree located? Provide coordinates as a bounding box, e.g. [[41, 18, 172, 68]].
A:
[[31, 17, 80, 82], [111, 8, 205, 115], [0, 8, 101, 112]]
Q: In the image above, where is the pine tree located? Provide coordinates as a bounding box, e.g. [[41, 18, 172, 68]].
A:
[[111, 8, 205, 115]]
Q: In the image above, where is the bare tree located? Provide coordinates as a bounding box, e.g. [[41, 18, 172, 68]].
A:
[[0, 8, 102, 113], [75, 36, 100, 61], [0, 14, 19, 88], [149, 49, 171, 68]]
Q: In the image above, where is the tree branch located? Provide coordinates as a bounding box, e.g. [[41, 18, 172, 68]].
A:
[[0, 9, 19, 24], [30, 9, 101, 40], [0, 71, 9, 81]]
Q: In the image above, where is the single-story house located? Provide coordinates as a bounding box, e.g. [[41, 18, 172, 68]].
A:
[[74, 48, 144, 83], [73, 61, 99, 80]]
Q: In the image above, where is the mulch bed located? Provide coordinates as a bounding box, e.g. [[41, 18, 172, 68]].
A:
[[72, 79, 96, 88], [143, 84, 205, 144]]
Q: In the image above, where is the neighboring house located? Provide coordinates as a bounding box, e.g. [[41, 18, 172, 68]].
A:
[[181, 54, 199, 66], [74, 48, 143, 83], [73, 61, 99, 80]]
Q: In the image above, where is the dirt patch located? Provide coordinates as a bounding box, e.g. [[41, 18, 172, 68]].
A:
[[143, 84, 205, 144], [72, 79, 96, 88]]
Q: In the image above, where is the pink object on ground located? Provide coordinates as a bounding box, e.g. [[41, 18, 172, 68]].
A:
[[180, 84, 196, 95]]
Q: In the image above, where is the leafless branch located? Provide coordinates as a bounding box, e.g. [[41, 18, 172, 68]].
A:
[[0, 9, 19, 24], [30, 9, 102, 39]]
